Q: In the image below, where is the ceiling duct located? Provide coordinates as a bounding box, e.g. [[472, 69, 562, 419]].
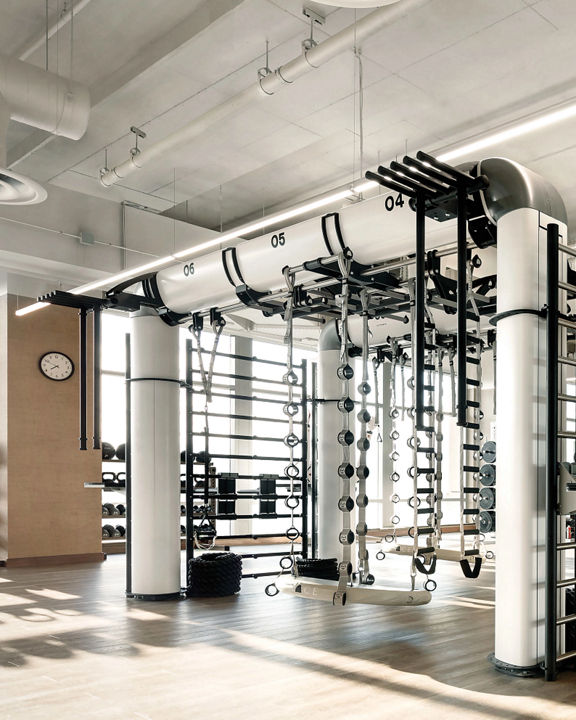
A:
[[0, 52, 90, 204], [100, 0, 427, 188]]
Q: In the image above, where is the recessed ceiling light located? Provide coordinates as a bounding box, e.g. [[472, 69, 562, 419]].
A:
[[0, 167, 46, 205]]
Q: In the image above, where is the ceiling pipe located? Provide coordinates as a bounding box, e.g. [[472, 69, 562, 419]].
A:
[[16, 0, 95, 62], [0, 52, 90, 203], [100, 0, 427, 188], [0, 53, 90, 140]]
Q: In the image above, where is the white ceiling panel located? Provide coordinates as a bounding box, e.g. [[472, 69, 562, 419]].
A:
[[4, 0, 576, 243]]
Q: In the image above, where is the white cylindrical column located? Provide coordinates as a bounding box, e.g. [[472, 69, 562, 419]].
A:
[[129, 309, 181, 599], [318, 322, 348, 559], [494, 207, 566, 672]]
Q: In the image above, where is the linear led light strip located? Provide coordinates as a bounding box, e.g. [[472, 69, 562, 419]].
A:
[[15, 189, 354, 316], [16, 98, 576, 317]]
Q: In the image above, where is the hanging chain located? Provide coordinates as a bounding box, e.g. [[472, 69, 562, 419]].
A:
[[356, 289, 372, 585], [408, 280, 418, 591], [334, 252, 354, 605], [265, 270, 301, 597], [435, 346, 445, 549], [459, 258, 483, 560], [282, 268, 301, 570], [387, 341, 401, 547]]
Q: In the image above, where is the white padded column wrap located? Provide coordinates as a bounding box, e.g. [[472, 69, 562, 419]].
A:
[[129, 311, 181, 597]]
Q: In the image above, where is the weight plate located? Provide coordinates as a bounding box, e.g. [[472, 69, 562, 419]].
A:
[[479, 487, 496, 510], [479, 510, 496, 533], [338, 462, 355, 478], [481, 441, 496, 463], [337, 364, 354, 380], [338, 430, 354, 446], [479, 463, 496, 486]]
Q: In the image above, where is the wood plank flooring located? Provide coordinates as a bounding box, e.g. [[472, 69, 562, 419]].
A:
[[0, 551, 574, 720]]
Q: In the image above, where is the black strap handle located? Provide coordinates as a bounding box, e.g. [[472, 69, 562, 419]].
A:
[[460, 556, 482, 578]]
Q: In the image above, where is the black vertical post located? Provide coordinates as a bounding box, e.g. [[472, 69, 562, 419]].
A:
[[125, 332, 132, 595], [415, 192, 425, 430], [185, 338, 194, 573], [311, 361, 317, 559], [300, 360, 309, 559], [79, 308, 88, 450], [92, 306, 101, 451], [456, 182, 468, 428], [545, 222, 560, 681]]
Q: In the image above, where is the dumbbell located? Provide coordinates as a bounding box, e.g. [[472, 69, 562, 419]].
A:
[[115, 443, 126, 461], [180, 525, 186, 536], [102, 504, 110, 516], [181, 504, 186, 515], [116, 504, 126, 516], [102, 442, 116, 461], [115, 525, 126, 537], [479, 487, 496, 510], [479, 510, 496, 533], [102, 524, 120, 538], [103, 502, 119, 516]]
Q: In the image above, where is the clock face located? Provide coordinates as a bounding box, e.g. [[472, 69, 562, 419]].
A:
[[39, 352, 75, 381]]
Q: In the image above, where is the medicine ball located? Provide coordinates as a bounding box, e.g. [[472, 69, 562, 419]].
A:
[[102, 442, 116, 460]]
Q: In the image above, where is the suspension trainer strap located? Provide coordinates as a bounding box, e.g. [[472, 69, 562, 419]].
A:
[[192, 315, 226, 404]]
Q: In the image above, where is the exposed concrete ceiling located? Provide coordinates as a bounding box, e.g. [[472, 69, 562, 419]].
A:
[[5, 0, 576, 238]]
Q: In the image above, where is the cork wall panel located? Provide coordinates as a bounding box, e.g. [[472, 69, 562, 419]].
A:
[[5, 295, 102, 560]]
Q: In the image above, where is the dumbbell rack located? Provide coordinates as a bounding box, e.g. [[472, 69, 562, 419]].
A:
[[185, 339, 311, 580], [101, 459, 127, 552]]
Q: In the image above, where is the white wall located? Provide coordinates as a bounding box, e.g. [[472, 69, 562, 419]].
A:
[[0, 184, 218, 296]]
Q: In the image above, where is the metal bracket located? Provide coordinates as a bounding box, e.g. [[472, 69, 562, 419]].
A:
[[302, 6, 324, 51], [302, 6, 325, 26], [130, 126, 147, 157]]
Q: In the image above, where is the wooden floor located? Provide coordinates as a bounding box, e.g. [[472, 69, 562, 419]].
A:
[[0, 552, 575, 720]]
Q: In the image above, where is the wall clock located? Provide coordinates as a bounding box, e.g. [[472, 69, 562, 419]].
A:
[[39, 351, 75, 381]]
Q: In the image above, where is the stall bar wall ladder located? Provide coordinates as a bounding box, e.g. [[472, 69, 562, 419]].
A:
[[545, 223, 576, 680]]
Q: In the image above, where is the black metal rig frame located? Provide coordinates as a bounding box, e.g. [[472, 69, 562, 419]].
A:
[[185, 340, 311, 580]]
